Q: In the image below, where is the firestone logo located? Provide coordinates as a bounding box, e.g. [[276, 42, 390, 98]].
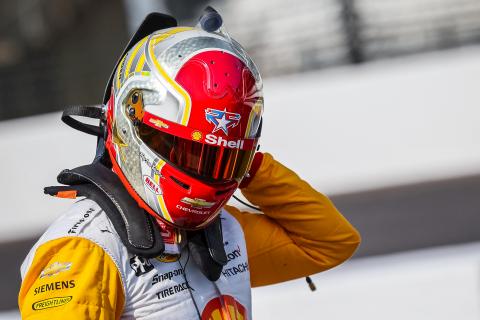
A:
[[143, 175, 162, 195]]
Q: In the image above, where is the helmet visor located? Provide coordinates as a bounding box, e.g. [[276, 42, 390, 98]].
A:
[[139, 123, 255, 182]]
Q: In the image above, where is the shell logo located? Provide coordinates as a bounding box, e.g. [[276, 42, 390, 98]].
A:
[[201, 295, 247, 320], [191, 130, 203, 141]]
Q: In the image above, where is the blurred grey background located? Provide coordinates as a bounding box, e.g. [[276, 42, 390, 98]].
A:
[[1, 0, 480, 318], [3, 0, 480, 120]]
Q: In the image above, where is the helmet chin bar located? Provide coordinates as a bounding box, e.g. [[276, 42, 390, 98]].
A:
[[135, 142, 239, 230]]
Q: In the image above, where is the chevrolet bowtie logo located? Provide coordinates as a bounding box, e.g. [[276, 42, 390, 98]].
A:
[[40, 262, 72, 279], [180, 197, 215, 209], [149, 118, 169, 129]]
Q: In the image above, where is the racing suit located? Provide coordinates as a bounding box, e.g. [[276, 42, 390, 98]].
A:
[[18, 153, 360, 319]]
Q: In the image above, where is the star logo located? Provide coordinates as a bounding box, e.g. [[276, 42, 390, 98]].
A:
[[205, 108, 241, 135]]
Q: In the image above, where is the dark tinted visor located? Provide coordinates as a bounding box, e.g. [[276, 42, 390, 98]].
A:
[[139, 123, 255, 182]]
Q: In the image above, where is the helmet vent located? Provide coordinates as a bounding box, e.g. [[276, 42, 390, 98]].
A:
[[170, 176, 190, 190]]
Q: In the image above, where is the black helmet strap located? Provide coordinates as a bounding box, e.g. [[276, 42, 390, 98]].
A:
[[60, 104, 110, 166], [61, 104, 105, 137]]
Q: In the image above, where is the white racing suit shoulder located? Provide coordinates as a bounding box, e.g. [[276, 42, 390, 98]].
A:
[[20, 198, 252, 320], [21, 199, 126, 285]]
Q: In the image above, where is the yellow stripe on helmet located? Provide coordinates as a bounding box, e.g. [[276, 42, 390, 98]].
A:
[[244, 98, 263, 138], [154, 159, 173, 222], [148, 27, 193, 126], [125, 36, 149, 78], [116, 55, 127, 90], [135, 53, 146, 73]]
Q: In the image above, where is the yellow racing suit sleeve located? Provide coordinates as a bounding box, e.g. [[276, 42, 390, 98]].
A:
[[18, 237, 125, 319], [225, 153, 361, 287]]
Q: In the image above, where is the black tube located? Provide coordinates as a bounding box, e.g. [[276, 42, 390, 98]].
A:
[[199, 6, 223, 32]]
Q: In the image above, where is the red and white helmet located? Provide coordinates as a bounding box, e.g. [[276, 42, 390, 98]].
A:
[[104, 21, 263, 230]]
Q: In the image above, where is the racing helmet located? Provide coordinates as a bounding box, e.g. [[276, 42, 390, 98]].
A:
[[104, 13, 263, 230]]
